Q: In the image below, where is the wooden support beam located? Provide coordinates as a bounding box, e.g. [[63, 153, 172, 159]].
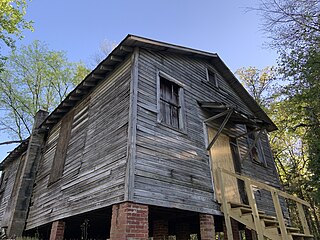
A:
[[204, 109, 232, 123], [56, 108, 69, 113], [110, 55, 122, 62], [244, 180, 265, 240], [100, 65, 113, 71], [68, 95, 81, 101], [235, 128, 262, 139], [120, 46, 134, 52], [62, 101, 73, 107], [50, 113, 63, 119], [83, 81, 96, 87], [91, 73, 104, 80], [44, 119, 58, 124], [271, 190, 288, 240], [206, 109, 233, 150], [75, 89, 88, 95], [296, 203, 311, 235], [216, 169, 234, 240]]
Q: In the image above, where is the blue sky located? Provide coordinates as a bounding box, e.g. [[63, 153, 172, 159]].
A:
[[0, 0, 278, 160]]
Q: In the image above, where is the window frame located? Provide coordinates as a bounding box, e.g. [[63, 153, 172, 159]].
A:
[[246, 126, 267, 167], [206, 68, 219, 88], [48, 110, 75, 186], [156, 71, 186, 131]]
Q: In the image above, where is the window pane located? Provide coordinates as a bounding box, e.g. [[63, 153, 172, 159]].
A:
[[171, 105, 179, 128], [159, 76, 181, 129]]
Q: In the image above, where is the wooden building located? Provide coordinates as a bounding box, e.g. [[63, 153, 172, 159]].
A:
[[0, 35, 313, 240]]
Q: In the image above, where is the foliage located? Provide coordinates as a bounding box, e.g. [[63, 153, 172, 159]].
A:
[[235, 66, 277, 108], [0, 0, 33, 48], [0, 40, 90, 141], [247, 0, 320, 236], [236, 63, 320, 236], [91, 39, 117, 66]]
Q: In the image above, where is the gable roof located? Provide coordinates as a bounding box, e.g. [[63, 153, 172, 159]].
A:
[[0, 34, 277, 167]]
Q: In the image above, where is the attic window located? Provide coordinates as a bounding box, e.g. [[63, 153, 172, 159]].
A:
[[206, 68, 218, 87], [247, 127, 266, 166], [157, 72, 185, 130]]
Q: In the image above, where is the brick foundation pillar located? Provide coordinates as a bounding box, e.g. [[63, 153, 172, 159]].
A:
[[176, 222, 190, 240], [49, 220, 65, 240], [110, 202, 148, 240], [153, 220, 168, 240], [223, 219, 239, 240], [199, 214, 215, 240]]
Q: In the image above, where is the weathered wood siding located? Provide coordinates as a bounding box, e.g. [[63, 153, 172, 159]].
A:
[[0, 153, 25, 226], [26, 57, 132, 229], [133, 48, 280, 215]]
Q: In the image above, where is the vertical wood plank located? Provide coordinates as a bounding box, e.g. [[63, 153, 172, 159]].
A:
[[271, 190, 288, 240], [217, 168, 234, 240], [296, 202, 311, 235], [125, 47, 139, 201], [244, 180, 265, 240], [49, 110, 74, 184]]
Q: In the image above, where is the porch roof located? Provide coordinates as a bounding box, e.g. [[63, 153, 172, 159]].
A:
[[198, 101, 269, 130]]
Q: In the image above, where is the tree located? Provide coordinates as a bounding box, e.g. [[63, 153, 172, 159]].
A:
[[0, 40, 90, 141], [90, 39, 117, 66], [0, 0, 32, 49], [235, 66, 277, 108], [0, 0, 33, 72], [236, 65, 320, 237], [237, 0, 320, 234]]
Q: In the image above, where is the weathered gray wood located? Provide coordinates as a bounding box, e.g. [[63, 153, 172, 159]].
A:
[[48, 110, 74, 184], [26, 58, 132, 230], [4, 110, 48, 237], [133, 48, 281, 216], [18, 43, 283, 232], [0, 155, 23, 227], [124, 48, 139, 201]]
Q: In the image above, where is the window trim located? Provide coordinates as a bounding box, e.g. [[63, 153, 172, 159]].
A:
[[246, 126, 267, 167], [48, 110, 75, 186], [156, 70, 186, 131], [206, 68, 219, 88]]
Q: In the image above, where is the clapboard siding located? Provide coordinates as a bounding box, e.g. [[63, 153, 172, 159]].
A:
[[26, 57, 132, 229], [0, 155, 22, 226], [134, 48, 280, 215]]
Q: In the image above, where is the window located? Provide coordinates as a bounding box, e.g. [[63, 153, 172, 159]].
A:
[[0, 171, 7, 194], [48, 110, 74, 185], [206, 68, 218, 87], [157, 72, 185, 130], [247, 127, 266, 166]]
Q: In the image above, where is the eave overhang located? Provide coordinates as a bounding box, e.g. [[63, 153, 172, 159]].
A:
[[0, 138, 29, 171]]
